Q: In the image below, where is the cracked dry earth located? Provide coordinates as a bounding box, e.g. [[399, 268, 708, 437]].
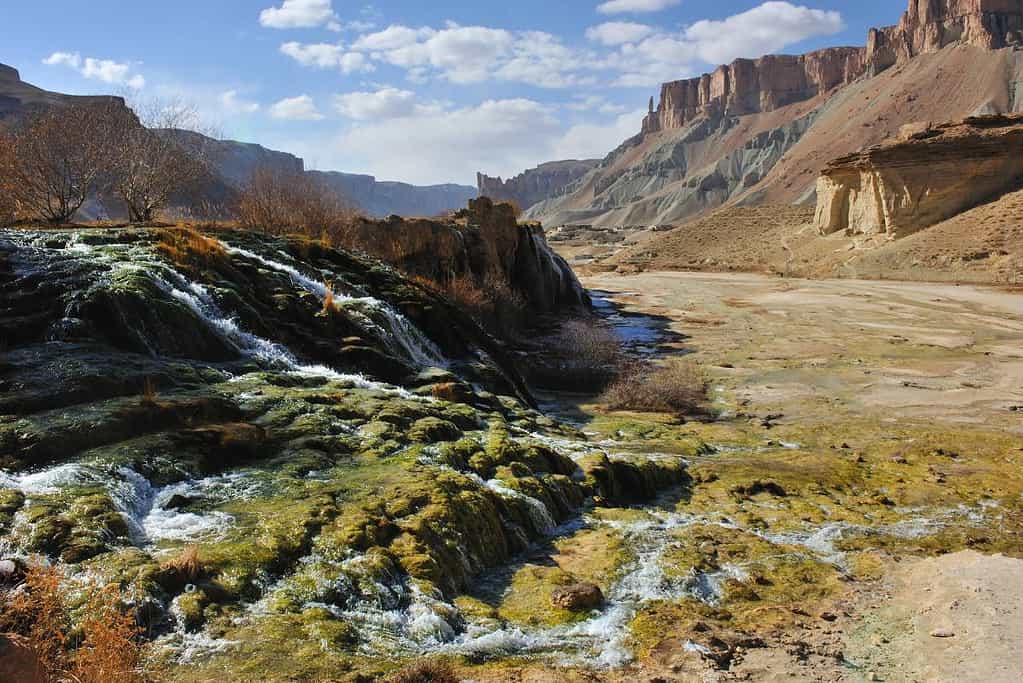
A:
[[533, 271, 1023, 683]]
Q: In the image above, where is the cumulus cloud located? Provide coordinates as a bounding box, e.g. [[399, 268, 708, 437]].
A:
[[684, 1, 843, 63], [333, 87, 442, 120], [259, 0, 339, 29], [597, 1, 844, 86], [43, 51, 145, 89], [269, 94, 324, 120], [220, 90, 260, 114], [279, 41, 376, 73], [347, 23, 593, 87], [597, 0, 680, 15], [586, 21, 654, 46]]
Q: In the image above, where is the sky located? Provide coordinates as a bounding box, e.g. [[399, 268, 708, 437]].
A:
[[4, 0, 901, 186]]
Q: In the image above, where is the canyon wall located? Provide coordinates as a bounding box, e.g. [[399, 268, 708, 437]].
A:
[[815, 114, 1023, 236], [477, 160, 599, 211], [311, 171, 476, 218]]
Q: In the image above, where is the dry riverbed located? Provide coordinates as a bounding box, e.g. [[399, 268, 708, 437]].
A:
[[520, 271, 1023, 683]]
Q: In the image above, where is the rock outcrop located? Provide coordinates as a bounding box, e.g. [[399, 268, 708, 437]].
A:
[[477, 160, 599, 211], [641, 49, 866, 134], [0, 62, 126, 121], [815, 113, 1023, 236], [526, 0, 1023, 229], [867, 0, 1023, 73], [310, 170, 476, 218]]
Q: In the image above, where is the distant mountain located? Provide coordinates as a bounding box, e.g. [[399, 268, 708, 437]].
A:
[[476, 160, 599, 211], [310, 171, 476, 218], [0, 63, 476, 219], [519, 0, 1023, 227]]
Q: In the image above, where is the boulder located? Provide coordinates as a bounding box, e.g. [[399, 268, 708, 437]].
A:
[[550, 583, 604, 611]]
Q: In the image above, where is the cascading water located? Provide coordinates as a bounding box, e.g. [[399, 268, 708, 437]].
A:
[[223, 244, 445, 368]]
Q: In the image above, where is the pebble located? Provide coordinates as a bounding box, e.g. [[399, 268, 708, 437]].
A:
[[930, 628, 955, 638], [0, 559, 17, 578]]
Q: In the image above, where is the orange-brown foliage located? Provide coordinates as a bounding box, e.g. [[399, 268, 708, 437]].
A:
[[71, 584, 143, 683]]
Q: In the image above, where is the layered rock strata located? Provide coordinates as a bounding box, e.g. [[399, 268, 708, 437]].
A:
[[477, 160, 599, 211], [815, 114, 1023, 236]]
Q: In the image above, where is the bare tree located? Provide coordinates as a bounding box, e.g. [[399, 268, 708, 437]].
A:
[[237, 165, 357, 240], [0, 128, 16, 225], [109, 99, 215, 223], [2, 102, 121, 223]]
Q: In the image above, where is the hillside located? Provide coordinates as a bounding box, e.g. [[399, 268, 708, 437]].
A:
[[0, 63, 476, 219], [524, 0, 1023, 228]]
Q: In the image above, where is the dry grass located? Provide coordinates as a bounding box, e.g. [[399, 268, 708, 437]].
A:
[[70, 584, 143, 683], [140, 377, 158, 407], [384, 660, 459, 683], [601, 358, 707, 415], [0, 562, 144, 683], [159, 546, 205, 584], [156, 226, 227, 268], [527, 318, 623, 391], [322, 284, 336, 314]]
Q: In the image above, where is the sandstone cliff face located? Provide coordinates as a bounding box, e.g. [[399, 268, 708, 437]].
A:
[[0, 62, 128, 122], [641, 49, 866, 133], [529, 0, 1023, 229], [867, 0, 1023, 73], [815, 114, 1023, 236], [477, 160, 599, 211]]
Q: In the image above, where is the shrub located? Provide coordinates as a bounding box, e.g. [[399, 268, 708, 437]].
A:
[[237, 165, 357, 242], [601, 358, 707, 415], [0, 561, 145, 683], [384, 660, 459, 683], [526, 318, 623, 391]]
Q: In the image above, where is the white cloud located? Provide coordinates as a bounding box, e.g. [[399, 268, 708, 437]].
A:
[[270, 94, 324, 120], [280, 41, 376, 74], [585, 21, 654, 46], [43, 51, 81, 68], [43, 51, 145, 89], [259, 0, 338, 29], [568, 94, 629, 115], [334, 98, 563, 184], [597, 2, 844, 86], [333, 87, 443, 120], [553, 109, 646, 159], [597, 0, 680, 15], [348, 23, 593, 88], [220, 90, 261, 114], [685, 1, 844, 64]]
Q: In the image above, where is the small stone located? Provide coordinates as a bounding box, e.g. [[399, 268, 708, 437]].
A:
[[0, 559, 18, 578], [867, 672, 881, 681], [551, 583, 604, 611], [930, 628, 955, 638], [819, 611, 838, 622]]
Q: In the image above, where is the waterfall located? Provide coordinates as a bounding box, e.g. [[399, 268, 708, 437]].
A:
[[223, 244, 445, 368]]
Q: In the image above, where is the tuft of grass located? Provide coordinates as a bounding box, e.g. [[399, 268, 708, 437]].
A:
[[159, 545, 205, 584], [601, 358, 707, 416], [156, 227, 226, 268], [140, 377, 158, 407], [384, 660, 459, 683], [322, 283, 335, 314]]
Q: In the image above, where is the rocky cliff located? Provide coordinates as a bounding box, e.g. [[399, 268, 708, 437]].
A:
[[0, 63, 127, 122], [477, 160, 599, 211], [310, 170, 476, 218], [815, 114, 1023, 236], [527, 0, 1023, 229]]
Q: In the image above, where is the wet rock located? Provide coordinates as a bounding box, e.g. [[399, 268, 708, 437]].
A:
[[408, 417, 461, 443], [550, 583, 604, 611]]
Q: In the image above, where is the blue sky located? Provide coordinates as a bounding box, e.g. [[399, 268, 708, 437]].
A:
[[5, 1, 900, 185]]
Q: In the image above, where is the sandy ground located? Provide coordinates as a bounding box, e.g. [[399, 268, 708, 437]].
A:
[[580, 271, 1023, 682]]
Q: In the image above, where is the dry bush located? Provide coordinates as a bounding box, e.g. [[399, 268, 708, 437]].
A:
[[0, 130, 17, 226], [0, 562, 67, 679], [601, 358, 707, 415], [384, 660, 459, 683], [527, 318, 623, 391], [0, 562, 145, 683], [237, 166, 357, 241], [71, 584, 143, 683]]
